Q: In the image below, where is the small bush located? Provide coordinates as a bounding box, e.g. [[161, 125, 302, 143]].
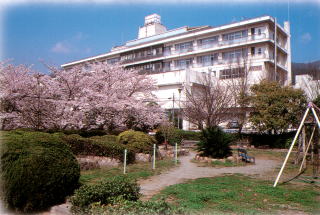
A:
[[62, 134, 135, 163], [1, 130, 80, 212], [70, 176, 140, 209], [118, 130, 155, 145], [118, 130, 155, 154], [197, 126, 233, 158], [126, 142, 153, 154]]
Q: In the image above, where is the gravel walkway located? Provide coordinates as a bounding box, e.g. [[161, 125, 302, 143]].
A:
[[139, 151, 279, 199]]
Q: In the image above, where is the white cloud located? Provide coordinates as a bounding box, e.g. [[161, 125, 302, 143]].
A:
[[301, 32, 312, 43], [73, 32, 86, 41], [51, 42, 70, 54]]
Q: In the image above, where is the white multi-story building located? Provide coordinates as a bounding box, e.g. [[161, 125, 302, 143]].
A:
[[62, 14, 291, 130]]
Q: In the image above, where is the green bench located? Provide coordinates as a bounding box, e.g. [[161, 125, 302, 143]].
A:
[[237, 148, 255, 163]]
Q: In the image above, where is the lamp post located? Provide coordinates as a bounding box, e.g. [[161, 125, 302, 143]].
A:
[[177, 88, 182, 129], [172, 92, 175, 125], [168, 93, 175, 127]]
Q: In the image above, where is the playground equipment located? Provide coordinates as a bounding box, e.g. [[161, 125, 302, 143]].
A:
[[274, 102, 320, 187]]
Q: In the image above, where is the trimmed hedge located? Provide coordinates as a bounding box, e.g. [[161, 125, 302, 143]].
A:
[[70, 176, 140, 209], [90, 200, 184, 215], [89, 135, 117, 143], [177, 129, 201, 141], [118, 130, 155, 154], [155, 129, 201, 145], [0, 130, 80, 212], [61, 134, 135, 163], [242, 132, 295, 148], [47, 129, 109, 137]]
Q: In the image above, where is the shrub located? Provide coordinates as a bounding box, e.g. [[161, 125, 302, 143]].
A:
[[118, 130, 155, 154], [70, 176, 140, 209], [62, 134, 135, 164], [126, 142, 153, 154], [0, 130, 80, 212], [91, 199, 184, 215], [197, 126, 233, 158]]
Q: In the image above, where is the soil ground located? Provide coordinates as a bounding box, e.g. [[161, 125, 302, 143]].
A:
[[139, 151, 279, 200]]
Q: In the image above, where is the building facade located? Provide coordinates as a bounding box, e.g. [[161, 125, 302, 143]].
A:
[[62, 14, 291, 130]]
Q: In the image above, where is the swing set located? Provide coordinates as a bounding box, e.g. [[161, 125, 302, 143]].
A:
[[274, 102, 320, 187]]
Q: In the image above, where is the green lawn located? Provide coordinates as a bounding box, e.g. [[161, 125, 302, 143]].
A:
[[153, 174, 320, 215], [80, 158, 177, 185]]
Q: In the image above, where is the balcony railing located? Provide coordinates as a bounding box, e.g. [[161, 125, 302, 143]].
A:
[[121, 33, 284, 66], [172, 47, 194, 55], [121, 53, 164, 64], [220, 33, 267, 46]]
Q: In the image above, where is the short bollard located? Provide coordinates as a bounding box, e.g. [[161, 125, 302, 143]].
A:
[[123, 149, 127, 174], [175, 143, 178, 165], [152, 144, 156, 170]]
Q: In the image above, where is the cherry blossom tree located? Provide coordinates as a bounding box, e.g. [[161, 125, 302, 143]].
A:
[[0, 61, 165, 131]]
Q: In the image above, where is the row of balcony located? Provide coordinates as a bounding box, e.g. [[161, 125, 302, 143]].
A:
[[138, 54, 274, 74], [120, 33, 287, 64]]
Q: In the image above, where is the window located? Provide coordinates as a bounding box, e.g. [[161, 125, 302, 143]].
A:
[[220, 68, 245, 79], [258, 48, 262, 55], [156, 47, 163, 55], [251, 28, 255, 35], [163, 62, 171, 71], [222, 30, 248, 41], [258, 28, 262, 35], [222, 49, 247, 60], [174, 58, 193, 69], [251, 47, 255, 55], [143, 64, 153, 70], [198, 36, 219, 47], [175, 42, 193, 53], [197, 53, 218, 66], [106, 57, 120, 64]]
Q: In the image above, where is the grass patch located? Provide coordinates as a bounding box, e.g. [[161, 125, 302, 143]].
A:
[[80, 159, 177, 185], [153, 174, 320, 214]]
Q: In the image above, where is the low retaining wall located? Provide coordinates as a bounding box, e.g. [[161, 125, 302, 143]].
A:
[[77, 156, 120, 170], [77, 148, 190, 170], [194, 154, 237, 163]]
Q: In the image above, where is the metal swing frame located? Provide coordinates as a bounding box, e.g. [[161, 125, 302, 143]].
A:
[[274, 102, 320, 187]]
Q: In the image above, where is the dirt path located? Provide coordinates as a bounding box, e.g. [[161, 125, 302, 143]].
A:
[[139, 151, 280, 199], [43, 151, 280, 214]]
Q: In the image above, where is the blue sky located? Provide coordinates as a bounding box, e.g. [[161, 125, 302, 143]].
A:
[[1, 0, 320, 73]]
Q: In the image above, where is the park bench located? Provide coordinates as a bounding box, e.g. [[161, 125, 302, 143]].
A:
[[237, 148, 255, 163]]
